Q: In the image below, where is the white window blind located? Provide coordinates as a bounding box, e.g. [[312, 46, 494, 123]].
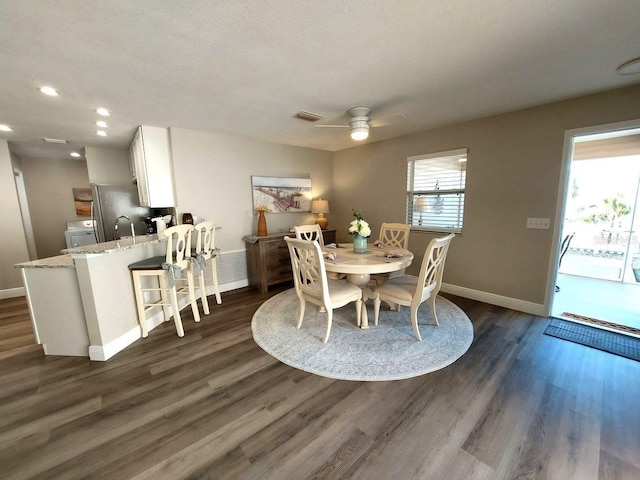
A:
[[407, 148, 467, 233]]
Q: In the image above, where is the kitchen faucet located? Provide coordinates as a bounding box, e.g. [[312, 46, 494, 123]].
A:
[[114, 215, 135, 240]]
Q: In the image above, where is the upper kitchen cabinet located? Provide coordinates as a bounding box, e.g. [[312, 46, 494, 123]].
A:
[[129, 126, 175, 207]]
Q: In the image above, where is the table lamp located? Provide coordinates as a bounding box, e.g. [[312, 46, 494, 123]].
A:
[[414, 197, 429, 226], [311, 199, 330, 229]]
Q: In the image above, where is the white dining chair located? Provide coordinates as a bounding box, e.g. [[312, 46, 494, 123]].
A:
[[378, 222, 411, 249], [284, 236, 362, 343], [128, 224, 201, 337], [372, 233, 454, 341], [192, 221, 222, 315], [293, 224, 325, 246], [371, 222, 412, 285]]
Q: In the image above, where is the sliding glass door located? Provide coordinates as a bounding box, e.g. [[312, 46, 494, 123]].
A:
[[560, 133, 640, 284]]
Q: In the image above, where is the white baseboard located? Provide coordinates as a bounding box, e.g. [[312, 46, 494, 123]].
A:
[[89, 325, 143, 361], [0, 287, 26, 299], [440, 283, 546, 317]]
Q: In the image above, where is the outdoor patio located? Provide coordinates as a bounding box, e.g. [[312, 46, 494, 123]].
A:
[[553, 272, 640, 332]]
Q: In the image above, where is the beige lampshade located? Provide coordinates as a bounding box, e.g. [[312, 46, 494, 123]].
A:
[[311, 199, 330, 214], [414, 197, 429, 213], [311, 199, 329, 229]]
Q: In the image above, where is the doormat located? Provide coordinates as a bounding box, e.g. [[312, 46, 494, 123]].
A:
[[545, 318, 640, 362], [561, 312, 640, 337]]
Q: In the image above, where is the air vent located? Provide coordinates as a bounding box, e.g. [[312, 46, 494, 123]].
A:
[[294, 111, 323, 122], [42, 137, 68, 144]]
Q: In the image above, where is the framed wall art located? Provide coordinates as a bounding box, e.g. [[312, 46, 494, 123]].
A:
[[251, 175, 312, 213], [72, 187, 92, 216]]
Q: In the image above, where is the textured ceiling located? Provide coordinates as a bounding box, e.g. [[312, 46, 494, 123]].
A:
[[1, 0, 640, 159]]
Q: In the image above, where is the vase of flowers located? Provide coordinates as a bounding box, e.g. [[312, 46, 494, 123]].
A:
[[349, 210, 371, 254]]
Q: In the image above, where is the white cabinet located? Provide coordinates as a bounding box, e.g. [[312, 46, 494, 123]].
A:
[[129, 126, 175, 207]]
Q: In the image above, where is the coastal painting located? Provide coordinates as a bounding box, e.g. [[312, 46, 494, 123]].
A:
[[251, 176, 312, 213], [72, 187, 92, 216]]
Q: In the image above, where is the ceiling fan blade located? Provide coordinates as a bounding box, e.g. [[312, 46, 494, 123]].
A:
[[369, 113, 406, 128], [315, 124, 350, 128]]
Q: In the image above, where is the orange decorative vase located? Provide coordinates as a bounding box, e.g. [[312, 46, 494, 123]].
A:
[[257, 210, 268, 236]]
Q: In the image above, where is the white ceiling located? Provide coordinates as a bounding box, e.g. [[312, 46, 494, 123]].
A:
[[2, 0, 640, 159]]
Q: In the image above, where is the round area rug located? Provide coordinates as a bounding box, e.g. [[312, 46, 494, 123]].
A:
[[251, 288, 473, 381]]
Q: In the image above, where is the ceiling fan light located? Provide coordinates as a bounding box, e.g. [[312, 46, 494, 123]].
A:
[[351, 126, 369, 140]]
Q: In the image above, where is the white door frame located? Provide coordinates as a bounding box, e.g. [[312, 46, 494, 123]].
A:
[[544, 118, 640, 316]]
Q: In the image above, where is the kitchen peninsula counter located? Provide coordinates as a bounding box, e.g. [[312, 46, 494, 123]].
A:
[[62, 234, 162, 255], [17, 235, 167, 361]]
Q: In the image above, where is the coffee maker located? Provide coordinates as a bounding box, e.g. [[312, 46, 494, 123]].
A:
[[144, 217, 156, 234]]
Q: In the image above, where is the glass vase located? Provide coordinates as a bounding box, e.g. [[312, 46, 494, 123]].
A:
[[353, 234, 367, 254]]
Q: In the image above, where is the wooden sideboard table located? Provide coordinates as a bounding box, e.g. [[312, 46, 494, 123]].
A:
[[245, 229, 336, 293]]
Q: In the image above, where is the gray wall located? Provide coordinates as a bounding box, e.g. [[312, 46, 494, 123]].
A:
[[0, 140, 30, 291], [333, 84, 640, 307], [85, 146, 131, 184], [20, 156, 91, 259], [2, 84, 639, 309], [169, 128, 333, 252]]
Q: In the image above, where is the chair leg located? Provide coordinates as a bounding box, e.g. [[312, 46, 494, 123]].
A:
[[323, 308, 333, 344], [211, 262, 222, 305], [158, 274, 172, 322], [169, 285, 185, 337], [428, 295, 439, 326], [187, 271, 201, 323], [198, 271, 210, 315], [296, 297, 306, 329], [355, 298, 363, 328], [410, 306, 422, 342], [132, 272, 148, 338], [373, 295, 381, 326]]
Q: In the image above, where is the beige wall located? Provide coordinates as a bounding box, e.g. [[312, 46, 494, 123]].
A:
[[85, 146, 131, 184], [333, 84, 640, 306], [0, 141, 30, 290], [20, 157, 91, 259], [2, 85, 639, 303], [169, 128, 333, 251]]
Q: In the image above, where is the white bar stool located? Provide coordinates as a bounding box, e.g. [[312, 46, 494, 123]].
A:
[[128, 224, 201, 337], [192, 221, 222, 315]]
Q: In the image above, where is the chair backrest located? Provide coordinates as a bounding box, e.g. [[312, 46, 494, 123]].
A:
[[284, 236, 330, 306], [294, 224, 325, 246], [416, 233, 455, 300], [193, 221, 216, 259], [163, 224, 194, 269], [378, 223, 411, 249]]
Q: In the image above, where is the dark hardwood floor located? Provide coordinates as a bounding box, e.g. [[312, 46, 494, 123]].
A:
[[1, 286, 639, 479]]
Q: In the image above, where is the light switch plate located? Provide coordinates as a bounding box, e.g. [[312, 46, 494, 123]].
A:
[[527, 217, 550, 229]]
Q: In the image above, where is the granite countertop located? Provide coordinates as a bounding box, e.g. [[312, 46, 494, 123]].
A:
[[61, 234, 163, 255], [16, 255, 75, 269]]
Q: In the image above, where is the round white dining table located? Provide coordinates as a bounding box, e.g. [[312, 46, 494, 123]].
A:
[[321, 243, 413, 328]]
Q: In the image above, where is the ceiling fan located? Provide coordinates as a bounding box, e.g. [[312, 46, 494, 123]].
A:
[[315, 106, 406, 141]]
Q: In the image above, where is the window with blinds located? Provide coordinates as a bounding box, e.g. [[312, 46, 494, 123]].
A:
[[407, 148, 467, 233]]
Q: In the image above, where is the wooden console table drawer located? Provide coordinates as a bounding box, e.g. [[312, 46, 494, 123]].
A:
[[246, 233, 292, 293], [245, 229, 336, 293]]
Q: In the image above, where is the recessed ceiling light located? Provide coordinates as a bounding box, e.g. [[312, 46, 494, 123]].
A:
[[96, 120, 108, 128], [39, 86, 59, 96], [96, 108, 110, 116], [70, 152, 81, 158], [617, 57, 640, 75], [97, 130, 107, 136], [0, 124, 13, 132]]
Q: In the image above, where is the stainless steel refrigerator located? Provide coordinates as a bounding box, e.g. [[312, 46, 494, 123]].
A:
[[91, 184, 152, 242]]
